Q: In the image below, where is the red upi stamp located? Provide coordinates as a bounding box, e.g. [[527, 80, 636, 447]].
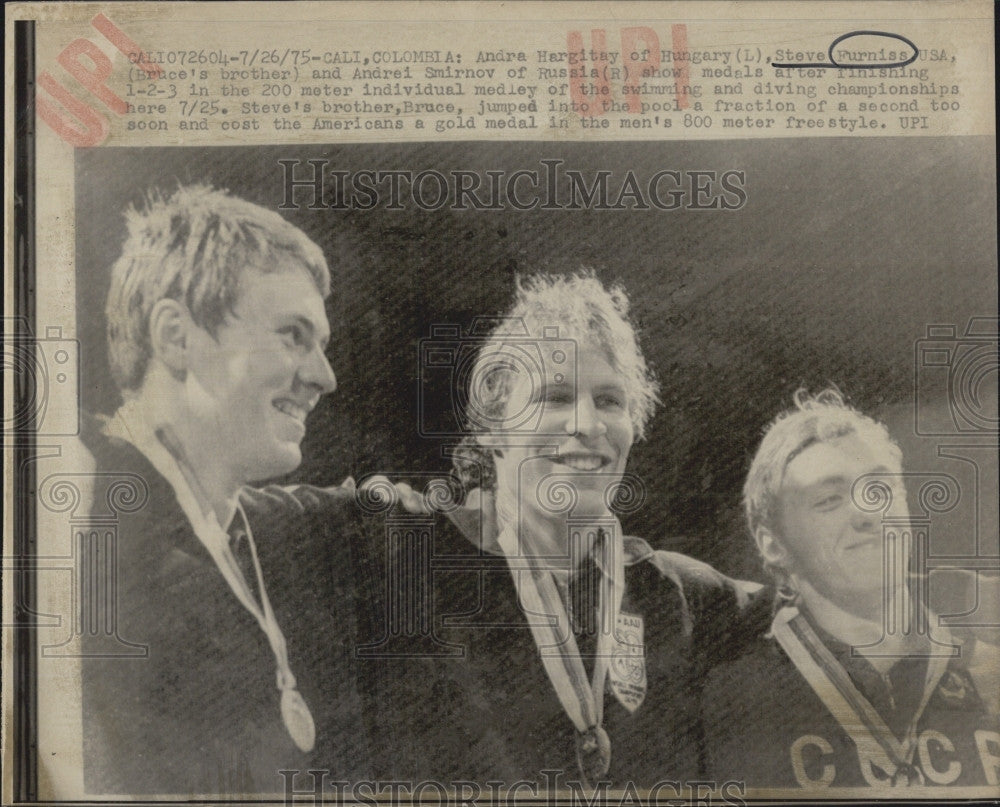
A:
[[37, 14, 162, 147], [566, 25, 691, 117]]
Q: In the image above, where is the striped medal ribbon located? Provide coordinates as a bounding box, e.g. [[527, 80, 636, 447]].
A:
[[499, 524, 625, 785], [772, 606, 948, 786]]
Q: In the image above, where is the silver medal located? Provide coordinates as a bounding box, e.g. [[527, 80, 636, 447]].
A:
[[890, 763, 924, 787], [281, 688, 316, 752], [575, 724, 611, 786]]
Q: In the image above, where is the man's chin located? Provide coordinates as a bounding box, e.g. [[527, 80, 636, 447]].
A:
[[566, 495, 615, 521], [247, 445, 303, 483]]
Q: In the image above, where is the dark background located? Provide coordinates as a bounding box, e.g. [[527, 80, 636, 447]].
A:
[[76, 138, 998, 579]]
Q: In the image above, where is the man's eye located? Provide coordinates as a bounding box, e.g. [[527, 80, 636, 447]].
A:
[[814, 494, 843, 510], [543, 389, 572, 405], [279, 326, 306, 347], [597, 393, 626, 409]]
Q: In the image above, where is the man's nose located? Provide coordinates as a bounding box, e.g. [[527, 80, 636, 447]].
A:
[[852, 478, 907, 530], [301, 345, 337, 394], [849, 501, 880, 532], [572, 395, 607, 438]]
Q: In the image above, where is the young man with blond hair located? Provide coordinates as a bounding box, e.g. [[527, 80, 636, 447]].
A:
[[704, 389, 999, 789], [81, 186, 371, 794]]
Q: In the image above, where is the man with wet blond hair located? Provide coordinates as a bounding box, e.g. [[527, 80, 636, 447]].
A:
[[81, 185, 372, 795], [703, 388, 999, 789], [394, 271, 771, 787], [105, 184, 331, 392]]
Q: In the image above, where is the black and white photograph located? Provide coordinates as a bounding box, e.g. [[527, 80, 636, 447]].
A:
[[60, 138, 998, 797]]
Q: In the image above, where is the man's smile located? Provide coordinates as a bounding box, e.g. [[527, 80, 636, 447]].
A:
[[273, 398, 311, 424], [549, 451, 614, 472]]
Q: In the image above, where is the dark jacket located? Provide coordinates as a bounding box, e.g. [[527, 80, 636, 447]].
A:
[[79, 418, 372, 795], [373, 516, 771, 787], [702, 608, 1000, 789]]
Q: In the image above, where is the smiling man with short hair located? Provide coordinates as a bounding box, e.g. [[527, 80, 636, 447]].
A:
[[81, 185, 371, 795], [703, 389, 1000, 790]]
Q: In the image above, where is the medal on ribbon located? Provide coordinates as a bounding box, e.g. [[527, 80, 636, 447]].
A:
[[151, 428, 320, 758], [501, 524, 626, 786], [772, 606, 948, 787], [575, 725, 611, 787], [888, 762, 925, 787], [281, 688, 316, 753]]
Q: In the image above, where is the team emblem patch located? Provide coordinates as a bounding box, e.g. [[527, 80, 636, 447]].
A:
[[609, 611, 647, 712]]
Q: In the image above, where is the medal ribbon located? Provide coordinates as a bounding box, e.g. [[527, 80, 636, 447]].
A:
[[498, 523, 627, 781], [200, 505, 317, 753], [772, 606, 948, 785], [156, 429, 317, 753], [104, 411, 314, 752]]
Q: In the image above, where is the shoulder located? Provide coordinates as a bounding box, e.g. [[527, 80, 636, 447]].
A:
[[624, 536, 773, 655], [240, 482, 359, 527], [78, 412, 191, 558], [701, 633, 812, 744], [704, 633, 792, 691], [80, 411, 151, 477], [242, 483, 368, 587], [625, 535, 766, 604]]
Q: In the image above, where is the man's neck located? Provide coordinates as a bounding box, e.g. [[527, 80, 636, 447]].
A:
[[113, 394, 240, 527], [794, 577, 913, 665], [500, 501, 599, 575]]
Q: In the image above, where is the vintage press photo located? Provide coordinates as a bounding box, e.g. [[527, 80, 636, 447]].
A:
[[3, 2, 998, 804]]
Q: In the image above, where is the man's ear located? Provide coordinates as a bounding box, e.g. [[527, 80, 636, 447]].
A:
[[148, 299, 191, 379], [754, 526, 789, 569]]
